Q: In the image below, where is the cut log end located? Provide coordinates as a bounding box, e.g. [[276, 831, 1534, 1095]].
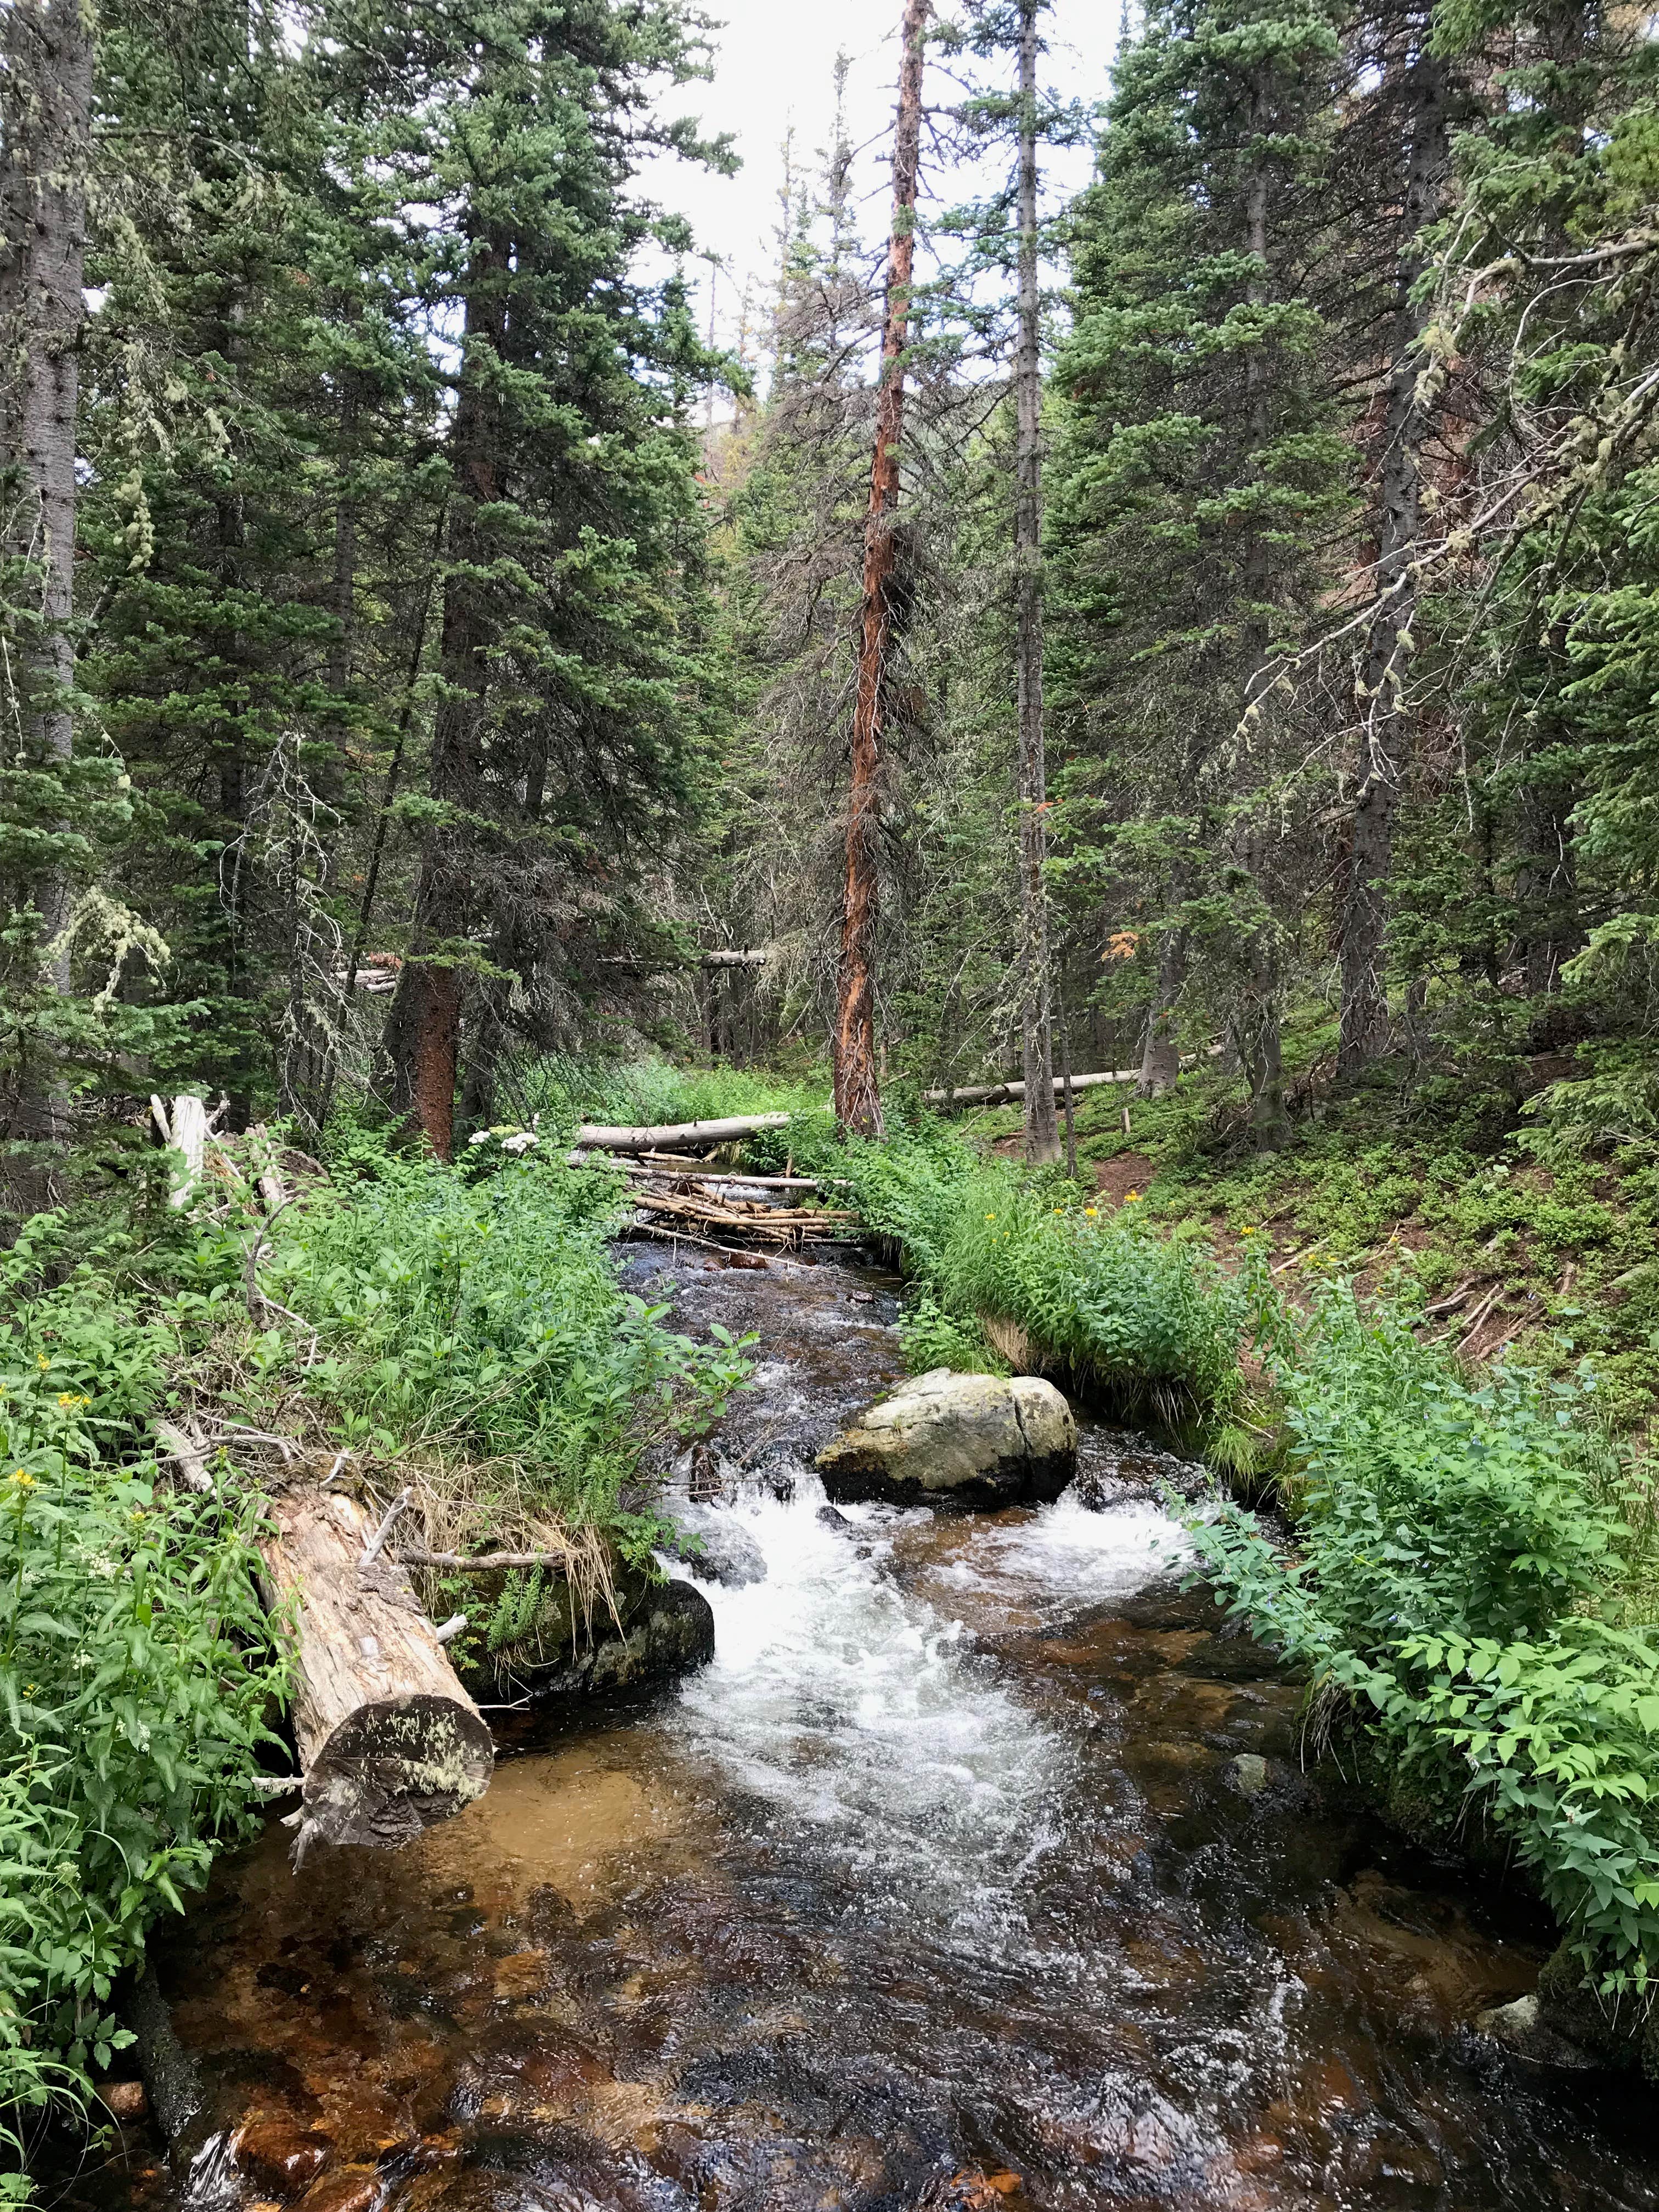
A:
[[259, 1485, 494, 1866], [298, 1690, 493, 1852]]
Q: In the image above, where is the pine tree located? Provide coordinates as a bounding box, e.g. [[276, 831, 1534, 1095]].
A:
[[1050, 0, 1351, 1144]]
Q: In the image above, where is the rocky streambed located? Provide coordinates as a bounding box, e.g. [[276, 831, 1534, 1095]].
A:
[[71, 1243, 1659, 2212]]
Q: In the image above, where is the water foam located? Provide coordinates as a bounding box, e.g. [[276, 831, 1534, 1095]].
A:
[[669, 1472, 1185, 1938]]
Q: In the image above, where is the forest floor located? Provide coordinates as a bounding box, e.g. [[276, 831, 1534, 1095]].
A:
[[963, 1029, 1659, 1438]]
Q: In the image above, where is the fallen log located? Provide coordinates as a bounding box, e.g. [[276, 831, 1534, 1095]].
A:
[[926, 1047, 1224, 1109], [702, 949, 768, 968], [154, 1419, 214, 1495], [924, 1069, 1137, 1107], [574, 1111, 792, 1152], [258, 1483, 493, 1863]]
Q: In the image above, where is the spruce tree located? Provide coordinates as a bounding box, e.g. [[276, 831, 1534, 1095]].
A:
[[1050, 0, 1350, 1143]]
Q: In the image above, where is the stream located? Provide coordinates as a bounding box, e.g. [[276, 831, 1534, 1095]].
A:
[[76, 1242, 1659, 2212]]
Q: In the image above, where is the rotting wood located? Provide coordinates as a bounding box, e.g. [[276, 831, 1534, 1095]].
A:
[[258, 1482, 493, 1864], [165, 1095, 208, 1208], [924, 1069, 1138, 1107], [619, 1164, 825, 1192]]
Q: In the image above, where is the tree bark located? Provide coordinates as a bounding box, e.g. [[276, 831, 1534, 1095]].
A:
[[1014, 0, 1059, 1165], [833, 0, 929, 1139], [258, 1483, 494, 1864], [0, 0, 94, 1131], [1338, 48, 1449, 1077], [1138, 925, 1186, 1096], [385, 230, 506, 1160]]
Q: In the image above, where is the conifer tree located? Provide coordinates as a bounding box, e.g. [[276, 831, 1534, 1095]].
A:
[[1050, 0, 1350, 1144]]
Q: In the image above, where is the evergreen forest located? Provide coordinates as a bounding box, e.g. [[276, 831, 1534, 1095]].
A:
[[4, 0, 1659, 2187]]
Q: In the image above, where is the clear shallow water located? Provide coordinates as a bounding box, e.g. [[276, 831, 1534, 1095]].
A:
[[66, 1245, 1659, 2212]]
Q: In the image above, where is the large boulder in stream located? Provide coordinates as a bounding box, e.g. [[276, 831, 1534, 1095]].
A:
[[816, 1367, 1076, 1508]]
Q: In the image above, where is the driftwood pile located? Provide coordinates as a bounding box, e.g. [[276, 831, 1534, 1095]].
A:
[[562, 1111, 859, 1256]]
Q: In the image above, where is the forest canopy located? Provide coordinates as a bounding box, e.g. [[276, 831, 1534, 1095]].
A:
[[2, 0, 1658, 1188]]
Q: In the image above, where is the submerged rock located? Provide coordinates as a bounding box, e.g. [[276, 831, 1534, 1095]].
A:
[[520, 1577, 716, 1700], [816, 1367, 1077, 1509], [1474, 1993, 1601, 2072], [659, 1502, 768, 1588], [1224, 1752, 1270, 1801]]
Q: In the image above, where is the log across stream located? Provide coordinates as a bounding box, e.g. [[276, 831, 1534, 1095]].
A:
[[79, 1244, 1659, 2212]]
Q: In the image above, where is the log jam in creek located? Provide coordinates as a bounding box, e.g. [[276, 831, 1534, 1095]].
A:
[[84, 1245, 1659, 2212]]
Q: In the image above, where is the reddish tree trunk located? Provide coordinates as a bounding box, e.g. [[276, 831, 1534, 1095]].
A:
[[1013, 0, 1058, 1165], [833, 0, 930, 1138], [385, 232, 505, 1159]]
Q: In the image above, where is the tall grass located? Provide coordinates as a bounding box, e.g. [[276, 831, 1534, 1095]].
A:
[[755, 1114, 1263, 1448]]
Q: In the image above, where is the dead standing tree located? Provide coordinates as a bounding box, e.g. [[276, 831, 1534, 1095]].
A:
[[834, 0, 931, 1138]]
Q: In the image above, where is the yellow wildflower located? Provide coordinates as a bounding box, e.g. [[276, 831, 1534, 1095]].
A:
[[1124, 1189, 1141, 1203], [10, 1469, 35, 1490], [57, 1391, 88, 1410], [1084, 1205, 1098, 1218], [36, 1355, 49, 1372], [985, 1213, 996, 1222]]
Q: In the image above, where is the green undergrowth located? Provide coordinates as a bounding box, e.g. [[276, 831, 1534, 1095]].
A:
[[1186, 1291, 1659, 2023], [0, 1124, 754, 2182], [261, 1133, 753, 1671], [456, 1051, 827, 1141], [744, 1110, 1272, 1464], [0, 1212, 289, 2188], [955, 1037, 1659, 1433]]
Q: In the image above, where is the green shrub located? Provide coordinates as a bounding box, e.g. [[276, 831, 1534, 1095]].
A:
[[775, 1119, 1256, 1438], [1185, 1288, 1659, 1997], [266, 1137, 751, 1545], [0, 1229, 286, 2181]]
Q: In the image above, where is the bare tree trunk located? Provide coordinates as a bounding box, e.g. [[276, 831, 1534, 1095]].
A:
[[1338, 48, 1448, 1078], [1138, 924, 1186, 1096], [833, 0, 929, 1138], [1014, 0, 1059, 1165], [0, 0, 93, 1142], [385, 234, 505, 1160]]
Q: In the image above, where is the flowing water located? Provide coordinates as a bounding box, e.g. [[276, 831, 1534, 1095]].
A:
[[74, 1244, 1659, 2212]]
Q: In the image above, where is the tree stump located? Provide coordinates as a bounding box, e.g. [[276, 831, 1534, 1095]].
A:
[[258, 1486, 493, 1862]]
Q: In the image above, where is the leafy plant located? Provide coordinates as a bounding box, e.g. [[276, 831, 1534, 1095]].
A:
[[0, 1231, 286, 2180], [1184, 1286, 1659, 1999]]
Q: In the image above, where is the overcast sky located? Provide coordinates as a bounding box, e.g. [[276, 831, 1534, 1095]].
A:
[[644, 0, 1122, 368]]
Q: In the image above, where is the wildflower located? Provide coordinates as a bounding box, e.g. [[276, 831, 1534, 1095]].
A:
[[1084, 1205, 1098, 1218], [985, 1213, 996, 1222], [1124, 1189, 1140, 1203], [1240, 1223, 1258, 1237], [9, 1469, 35, 1490], [36, 1355, 49, 1372], [57, 1392, 89, 1411]]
